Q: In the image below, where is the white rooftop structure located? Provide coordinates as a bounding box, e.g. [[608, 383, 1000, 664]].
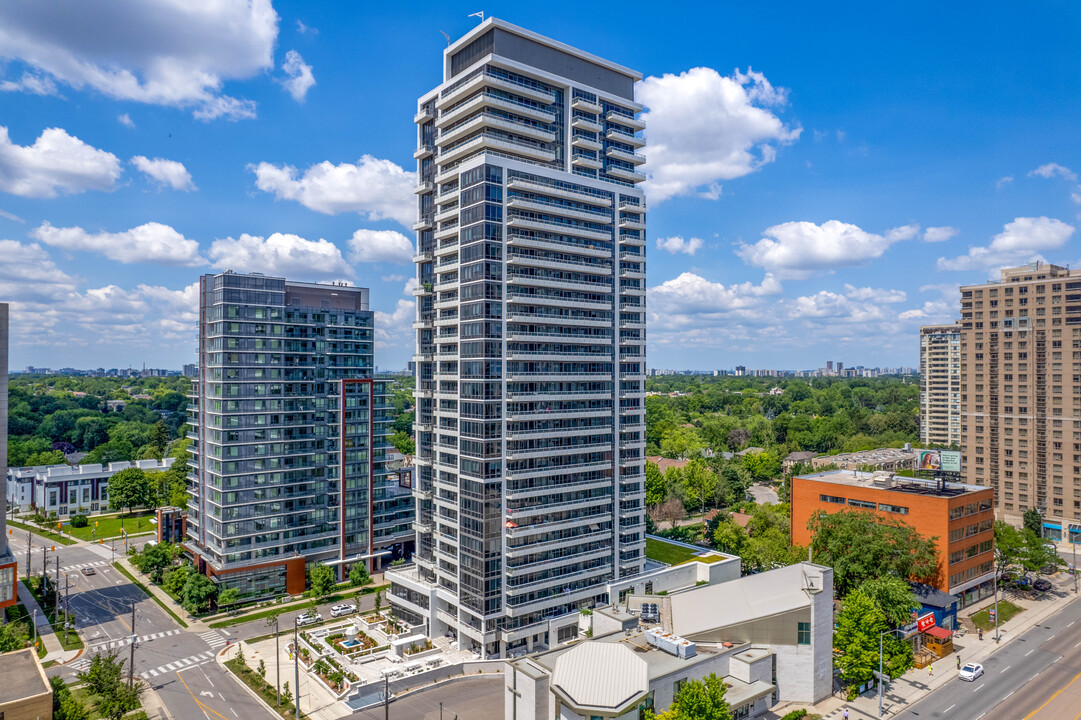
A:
[[551, 643, 647, 716]]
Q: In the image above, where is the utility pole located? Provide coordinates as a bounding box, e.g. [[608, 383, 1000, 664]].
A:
[[993, 571, 1000, 642], [266, 615, 280, 706], [41, 545, 48, 594], [64, 573, 71, 645], [1073, 537, 1078, 594], [128, 601, 136, 688], [25, 531, 30, 580], [54, 554, 60, 620], [384, 673, 389, 720]]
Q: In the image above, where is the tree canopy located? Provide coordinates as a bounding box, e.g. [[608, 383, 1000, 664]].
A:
[[808, 508, 940, 596], [647, 673, 732, 720]]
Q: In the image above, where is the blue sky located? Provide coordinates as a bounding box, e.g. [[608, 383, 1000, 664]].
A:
[[1, 1, 1079, 372]]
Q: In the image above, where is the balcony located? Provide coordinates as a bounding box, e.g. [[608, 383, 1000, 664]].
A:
[[437, 91, 556, 129], [607, 147, 646, 165], [619, 233, 645, 246], [438, 132, 556, 165], [414, 107, 435, 124], [606, 110, 646, 130], [571, 133, 603, 151], [571, 152, 604, 170], [413, 180, 435, 195], [606, 166, 647, 183], [413, 143, 434, 160], [437, 70, 557, 109], [507, 216, 612, 242], [606, 127, 645, 148], [619, 200, 646, 214], [507, 177, 611, 207], [618, 216, 646, 231], [506, 196, 611, 223], [412, 250, 433, 263], [571, 116, 603, 133], [571, 96, 602, 114], [437, 112, 556, 146]]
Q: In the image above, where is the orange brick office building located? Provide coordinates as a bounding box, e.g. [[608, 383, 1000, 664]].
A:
[[791, 470, 996, 608]]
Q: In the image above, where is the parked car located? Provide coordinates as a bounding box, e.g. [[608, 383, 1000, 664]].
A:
[[330, 604, 354, 618], [296, 612, 322, 626], [80, 566, 96, 576], [958, 663, 984, 682], [1041, 564, 1060, 575], [1033, 578, 1053, 592]]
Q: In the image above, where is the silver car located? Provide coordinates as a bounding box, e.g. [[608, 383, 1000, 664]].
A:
[[296, 612, 322, 626]]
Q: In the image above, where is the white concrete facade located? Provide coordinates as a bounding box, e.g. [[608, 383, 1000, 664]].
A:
[[7, 458, 175, 516]]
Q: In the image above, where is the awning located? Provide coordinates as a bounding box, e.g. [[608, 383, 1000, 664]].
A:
[[924, 626, 952, 640]]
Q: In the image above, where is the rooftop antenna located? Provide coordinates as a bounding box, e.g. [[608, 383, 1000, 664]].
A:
[[468, 11, 485, 23]]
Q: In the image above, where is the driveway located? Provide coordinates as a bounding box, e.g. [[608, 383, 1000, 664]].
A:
[[747, 483, 779, 505]]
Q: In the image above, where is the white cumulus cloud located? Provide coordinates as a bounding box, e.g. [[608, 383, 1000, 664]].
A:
[[0, 126, 122, 198], [279, 50, 315, 102], [250, 155, 415, 228], [374, 298, 416, 350], [1029, 163, 1077, 181], [209, 232, 352, 279], [936, 217, 1075, 272], [736, 220, 918, 279], [923, 226, 959, 243], [348, 229, 413, 264], [649, 272, 781, 315], [656, 235, 703, 255], [0, 0, 279, 120], [131, 156, 195, 191], [842, 284, 907, 303], [117, 113, 135, 128], [0, 72, 58, 96], [638, 67, 801, 203], [32, 221, 206, 266]]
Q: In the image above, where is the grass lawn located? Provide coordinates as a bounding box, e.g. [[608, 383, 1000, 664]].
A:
[[225, 657, 306, 719], [70, 685, 149, 720], [645, 537, 702, 566], [9, 518, 74, 545], [65, 512, 157, 541], [5, 603, 47, 658], [970, 600, 1024, 631]]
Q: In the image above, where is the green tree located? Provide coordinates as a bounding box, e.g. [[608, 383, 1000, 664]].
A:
[[163, 565, 192, 596], [349, 563, 371, 588], [1023, 507, 1042, 536], [660, 426, 705, 460], [77, 650, 143, 720], [389, 430, 415, 456], [741, 450, 781, 483], [309, 564, 336, 601], [711, 515, 749, 556], [181, 573, 218, 613], [994, 521, 1027, 577], [82, 438, 136, 465], [24, 449, 67, 466], [51, 675, 90, 720], [856, 575, 918, 628], [149, 420, 170, 455], [106, 467, 153, 513], [131, 541, 173, 583], [0, 620, 29, 651], [1023, 530, 1064, 572], [680, 459, 718, 512], [218, 587, 241, 612], [808, 508, 940, 596], [834, 589, 912, 690], [281, 681, 293, 707], [645, 461, 667, 507], [647, 673, 732, 720]]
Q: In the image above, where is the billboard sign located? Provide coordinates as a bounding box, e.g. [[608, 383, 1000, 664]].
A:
[[917, 612, 936, 632], [939, 450, 962, 473], [918, 449, 961, 472]]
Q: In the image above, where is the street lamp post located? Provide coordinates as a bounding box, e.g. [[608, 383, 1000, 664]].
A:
[[878, 628, 904, 717], [266, 615, 280, 707], [993, 571, 1000, 642], [293, 616, 301, 718]]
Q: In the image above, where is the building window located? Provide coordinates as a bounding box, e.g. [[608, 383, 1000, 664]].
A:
[[878, 503, 909, 515], [797, 621, 811, 645], [734, 704, 752, 720], [820, 495, 847, 505], [849, 499, 876, 510]]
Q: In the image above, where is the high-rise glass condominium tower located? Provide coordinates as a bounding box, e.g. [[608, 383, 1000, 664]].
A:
[[186, 272, 413, 598], [388, 18, 647, 658]]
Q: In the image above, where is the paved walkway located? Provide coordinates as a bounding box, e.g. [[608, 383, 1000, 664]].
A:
[[771, 573, 1080, 718], [17, 579, 81, 664]]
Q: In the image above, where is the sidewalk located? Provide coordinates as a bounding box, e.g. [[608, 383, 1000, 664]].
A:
[[772, 572, 1080, 719], [17, 579, 81, 664]]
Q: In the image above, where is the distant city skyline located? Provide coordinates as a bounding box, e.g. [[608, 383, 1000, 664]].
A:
[[1, 2, 1079, 370]]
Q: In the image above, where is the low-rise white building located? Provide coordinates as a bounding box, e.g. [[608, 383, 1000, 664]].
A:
[[506, 562, 834, 719], [7, 458, 175, 516]]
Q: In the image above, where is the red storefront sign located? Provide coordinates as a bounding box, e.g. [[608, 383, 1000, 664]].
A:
[[917, 612, 936, 632]]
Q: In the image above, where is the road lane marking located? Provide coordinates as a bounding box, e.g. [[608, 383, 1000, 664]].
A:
[[1025, 649, 1035, 656], [974, 683, 984, 692], [176, 670, 230, 720], [1049, 634, 1057, 640], [1069, 621, 1076, 628], [944, 704, 956, 713], [1022, 671, 1081, 720], [231, 710, 237, 718], [1001, 666, 1011, 673]]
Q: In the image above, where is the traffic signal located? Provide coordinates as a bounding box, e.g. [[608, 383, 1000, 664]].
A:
[[50, 546, 55, 552]]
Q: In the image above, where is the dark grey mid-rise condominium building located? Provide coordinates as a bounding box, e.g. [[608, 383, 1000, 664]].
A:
[[185, 272, 413, 598], [387, 18, 647, 658]]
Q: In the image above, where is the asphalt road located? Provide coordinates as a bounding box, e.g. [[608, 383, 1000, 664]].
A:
[[225, 586, 386, 642], [346, 676, 504, 720], [9, 529, 278, 720], [899, 579, 1081, 720]]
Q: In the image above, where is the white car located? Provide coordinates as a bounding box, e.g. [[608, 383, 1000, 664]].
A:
[[296, 612, 322, 626], [330, 604, 354, 618], [958, 662, 984, 681]]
